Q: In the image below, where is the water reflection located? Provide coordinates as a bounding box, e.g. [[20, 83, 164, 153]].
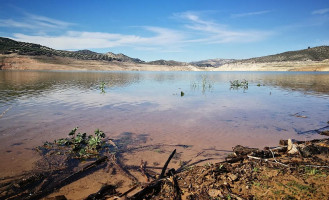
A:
[[0, 70, 328, 176], [0, 71, 142, 104]]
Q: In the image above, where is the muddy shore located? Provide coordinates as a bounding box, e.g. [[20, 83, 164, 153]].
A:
[[1, 54, 329, 71], [1, 128, 329, 200]]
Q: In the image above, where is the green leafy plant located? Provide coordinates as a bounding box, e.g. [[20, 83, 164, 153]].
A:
[[39, 127, 109, 159], [304, 166, 321, 176], [99, 82, 106, 93], [253, 167, 259, 172]]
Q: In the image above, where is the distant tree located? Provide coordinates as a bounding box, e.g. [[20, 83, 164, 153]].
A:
[[308, 46, 310, 49]]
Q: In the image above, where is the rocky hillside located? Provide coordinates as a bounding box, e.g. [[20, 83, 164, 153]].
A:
[[147, 59, 188, 66], [240, 46, 329, 63], [0, 37, 144, 63], [190, 59, 236, 67]]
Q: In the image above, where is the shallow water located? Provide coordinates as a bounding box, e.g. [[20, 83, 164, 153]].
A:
[[0, 70, 329, 176]]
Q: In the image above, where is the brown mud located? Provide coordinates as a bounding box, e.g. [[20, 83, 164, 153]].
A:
[[1, 129, 329, 200]]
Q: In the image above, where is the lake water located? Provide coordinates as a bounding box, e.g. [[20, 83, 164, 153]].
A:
[[0, 70, 329, 176]]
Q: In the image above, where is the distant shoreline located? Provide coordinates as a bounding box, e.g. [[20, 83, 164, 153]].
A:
[[1, 54, 329, 72]]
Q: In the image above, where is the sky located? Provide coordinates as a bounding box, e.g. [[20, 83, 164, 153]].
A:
[[0, 0, 329, 62]]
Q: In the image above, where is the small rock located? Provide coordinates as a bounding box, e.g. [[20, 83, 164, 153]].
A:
[[287, 139, 293, 151], [208, 188, 223, 197], [287, 139, 299, 154], [228, 173, 238, 181], [288, 144, 299, 154]]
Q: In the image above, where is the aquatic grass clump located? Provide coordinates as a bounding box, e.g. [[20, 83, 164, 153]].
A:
[[190, 74, 214, 94], [230, 79, 248, 87], [99, 82, 106, 93], [230, 79, 248, 91], [39, 127, 110, 159]]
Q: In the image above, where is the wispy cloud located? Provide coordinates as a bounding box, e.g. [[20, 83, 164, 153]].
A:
[[176, 11, 273, 43], [9, 11, 272, 52], [312, 8, 329, 15], [12, 27, 185, 52], [0, 13, 73, 30], [231, 10, 271, 18]]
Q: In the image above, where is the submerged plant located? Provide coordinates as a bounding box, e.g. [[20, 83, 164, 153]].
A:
[[38, 127, 111, 159], [190, 75, 214, 94], [99, 82, 106, 93], [230, 79, 248, 91]]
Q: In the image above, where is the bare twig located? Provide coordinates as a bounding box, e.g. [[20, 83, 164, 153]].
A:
[[247, 155, 289, 167], [160, 149, 176, 179], [269, 148, 289, 167], [304, 165, 329, 168], [229, 192, 245, 200]]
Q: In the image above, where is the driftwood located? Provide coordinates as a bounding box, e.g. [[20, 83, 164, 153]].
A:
[[26, 156, 108, 200], [86, 184, 117, 200], [172, 175, 182, 200], [108, 154, 138, 184], [159, 149, 176, 179], [2, 156, 108, 200], [128, 149, 177, 199]]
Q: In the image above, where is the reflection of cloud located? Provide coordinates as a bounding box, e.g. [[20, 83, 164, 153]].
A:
[[312, 8, 329, 15]]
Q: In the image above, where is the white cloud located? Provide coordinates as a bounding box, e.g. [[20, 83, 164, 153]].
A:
[[8, 11, 272, 52], [0, 13, 73, 30], [177, 11, 273, 44], [12, 27, 186, 51], [231, 10, 271, 18], [312, 8, 329, 15]]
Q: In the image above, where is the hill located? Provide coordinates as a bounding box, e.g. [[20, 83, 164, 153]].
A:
[[0, 37, 328, 71], [240, 46, 329, 63], [190, 59, 236, 67], [0, 37, 144, 63], [147, 59, 188, 66]]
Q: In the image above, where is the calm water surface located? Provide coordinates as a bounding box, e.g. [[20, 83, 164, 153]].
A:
[[0, 71, 329, 176]]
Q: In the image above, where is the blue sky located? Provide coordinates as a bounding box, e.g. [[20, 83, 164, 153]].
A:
[[0, 0, 329, 62]]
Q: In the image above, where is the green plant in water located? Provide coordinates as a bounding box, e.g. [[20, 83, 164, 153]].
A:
[[190, 75, 214, 94], [99, 82, 106, 93], [230, 79, 248, 91], [230, 79, 248, 87], [40, 127, 109, 159]]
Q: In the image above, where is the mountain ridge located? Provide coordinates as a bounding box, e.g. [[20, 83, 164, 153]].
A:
[[1, 37, 329, 69], [0, 37, 144, 63]]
